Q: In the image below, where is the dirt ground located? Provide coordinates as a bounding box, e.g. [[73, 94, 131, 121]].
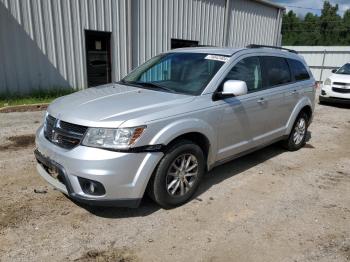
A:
[[0, 95, 349, 262]]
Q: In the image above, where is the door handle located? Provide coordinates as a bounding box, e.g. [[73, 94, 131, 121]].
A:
[[291, 90, 297, 94], [257, 98, 265, 104]]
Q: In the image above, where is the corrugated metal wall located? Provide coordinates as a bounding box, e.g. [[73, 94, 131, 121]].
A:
[[131, 0, 226, 67], [0, 0, 129, 94], [227, 0, 281, 47], [131, 0, 282, 68], [284, 46, 350, 82], [0, 0, 282, 94]]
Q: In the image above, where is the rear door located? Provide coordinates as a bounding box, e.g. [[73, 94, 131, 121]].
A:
[[286, 58, 312, 111], [254, 56, 294, 145]]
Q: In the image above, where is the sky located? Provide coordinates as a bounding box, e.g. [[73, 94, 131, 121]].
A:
[[270, 0, 350, 17]]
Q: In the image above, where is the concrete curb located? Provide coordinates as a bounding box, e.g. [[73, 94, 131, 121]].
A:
[[0, 103, 48, 113]]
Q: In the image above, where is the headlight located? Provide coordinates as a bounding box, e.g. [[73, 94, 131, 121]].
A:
[[324, 78, 331, 86], [81, 126, 146, 150]]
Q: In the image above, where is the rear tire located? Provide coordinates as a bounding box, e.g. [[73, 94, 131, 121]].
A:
[[282, 112, 309, 151], [148, 139, 205, 208]]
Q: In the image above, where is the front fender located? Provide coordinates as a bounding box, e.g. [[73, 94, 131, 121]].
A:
[[149, 118, 217, 168], [285, 96, 313, 136]]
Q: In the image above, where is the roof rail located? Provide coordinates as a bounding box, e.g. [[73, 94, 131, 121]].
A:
[[246, 44, 298, 54]]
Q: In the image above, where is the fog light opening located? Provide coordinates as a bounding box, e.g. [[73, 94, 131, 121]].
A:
[[88, 182, 96, 194], [78, 177, 106, 196]]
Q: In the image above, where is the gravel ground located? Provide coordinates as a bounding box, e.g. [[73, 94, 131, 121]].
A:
[[0, 95, 349, 262]]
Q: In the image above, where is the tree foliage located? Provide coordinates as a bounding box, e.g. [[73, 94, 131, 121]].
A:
[[282, 1, 350, 45]]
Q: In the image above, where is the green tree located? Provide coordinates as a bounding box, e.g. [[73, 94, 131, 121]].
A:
[[341, 10, 350, 44], [281, 1, 350, 46], [320, 1, 341, 45], [300, 13, 321, 45], [281, 10, 301, 45]]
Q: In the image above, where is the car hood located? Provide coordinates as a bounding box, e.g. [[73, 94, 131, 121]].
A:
[[47, 83, 195, 128], [329, 73, 350, 83]]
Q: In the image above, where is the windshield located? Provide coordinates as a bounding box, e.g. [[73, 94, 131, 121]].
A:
[[336, 63, 350, 75], [121, 53, 226, 95]]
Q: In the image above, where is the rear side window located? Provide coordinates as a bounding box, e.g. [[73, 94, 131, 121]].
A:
[[261, 56, 291, 87], [288, 59, 310, 81]]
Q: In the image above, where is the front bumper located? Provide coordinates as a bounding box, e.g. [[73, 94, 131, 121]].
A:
[[35, 126, 163, 207], [319, 96, 350, 104], [320, 84, 350, 104]]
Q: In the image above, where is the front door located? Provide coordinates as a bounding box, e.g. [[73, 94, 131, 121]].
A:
[[215, 56, 267, 161], [85, 30, 111, 87]]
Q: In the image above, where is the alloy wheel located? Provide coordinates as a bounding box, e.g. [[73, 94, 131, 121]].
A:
[[165, 154, 199, 196], [293, 117, 306, 145]]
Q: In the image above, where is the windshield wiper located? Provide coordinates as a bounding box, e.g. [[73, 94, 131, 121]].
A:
[[133, 81, 176, 93], [118, 80, 177, 93]]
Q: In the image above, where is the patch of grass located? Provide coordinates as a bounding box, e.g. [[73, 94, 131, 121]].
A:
[[0, 88, 75, 108]]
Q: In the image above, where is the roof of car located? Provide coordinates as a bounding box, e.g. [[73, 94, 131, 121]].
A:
[[169, 47, 243, 56], [169, 46, 302, 60]]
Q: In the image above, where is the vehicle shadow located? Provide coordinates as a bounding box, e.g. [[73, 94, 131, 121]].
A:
[[75, 132, 312, 218], [197, 131, 312, 197], [319, 102, 350, 109], [72, 195, 161, 219], [196, 144, 285, 197]]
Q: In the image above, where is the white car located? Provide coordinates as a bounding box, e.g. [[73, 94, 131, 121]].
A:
[[320, 63, 350, 104]]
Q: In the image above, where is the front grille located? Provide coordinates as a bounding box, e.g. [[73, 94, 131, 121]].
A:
[[44, 115, 88, 149], [333, 82, 347, 86], [330, 97, 350, 101], [332, 87, 350, 93]]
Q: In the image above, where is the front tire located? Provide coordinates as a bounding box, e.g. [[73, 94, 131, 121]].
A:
[[282, 112, 309, 151], [319, 96, 325, 105], [148, 139, 205, 208]]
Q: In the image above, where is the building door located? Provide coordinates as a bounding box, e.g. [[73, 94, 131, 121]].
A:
[[171, 39, 199, 49], [85, 30, 111, 87]]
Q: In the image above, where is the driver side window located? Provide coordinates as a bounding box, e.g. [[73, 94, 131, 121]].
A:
[[225, 56, 262, 92]]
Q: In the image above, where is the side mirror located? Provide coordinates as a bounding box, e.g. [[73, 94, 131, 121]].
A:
[[331, 69, 337, 73], [214, 80, 248, 100]]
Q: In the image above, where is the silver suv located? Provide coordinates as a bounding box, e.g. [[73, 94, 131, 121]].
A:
[[35, 45, 316, 208]]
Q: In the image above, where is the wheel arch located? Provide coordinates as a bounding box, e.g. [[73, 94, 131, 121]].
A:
[[285, 97, 314, 135], [164, 132, 210, 164], [300, 105, 312, 124], [149, 118, 217, 169]]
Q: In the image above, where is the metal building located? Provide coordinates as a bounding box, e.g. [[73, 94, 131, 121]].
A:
[[0, 0, 284, 94]]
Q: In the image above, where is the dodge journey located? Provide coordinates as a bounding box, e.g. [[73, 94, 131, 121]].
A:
[[35, 45, 316, 208]]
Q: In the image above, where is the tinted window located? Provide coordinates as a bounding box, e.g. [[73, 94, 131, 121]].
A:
[[289, 59, 310, 81], [261, 57, 291, 87], [335, 63, 350, 75], [224, 57, 262, 92]]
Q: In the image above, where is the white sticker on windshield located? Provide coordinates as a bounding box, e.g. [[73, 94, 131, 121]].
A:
[[205, 54, 229, 62]]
